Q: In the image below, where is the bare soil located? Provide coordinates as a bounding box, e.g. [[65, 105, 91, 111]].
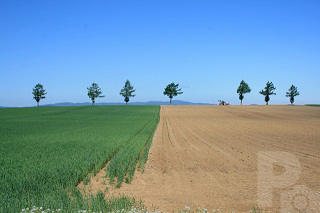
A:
[[80, 106, 320, 212]]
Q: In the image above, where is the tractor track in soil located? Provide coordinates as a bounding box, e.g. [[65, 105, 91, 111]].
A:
[[83, 106, 320, 212]]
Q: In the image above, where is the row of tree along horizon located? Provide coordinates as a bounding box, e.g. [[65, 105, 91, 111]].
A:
[[32, 80, 300, 107]]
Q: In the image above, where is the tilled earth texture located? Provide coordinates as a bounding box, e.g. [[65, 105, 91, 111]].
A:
[[83, 106, 320, 212]]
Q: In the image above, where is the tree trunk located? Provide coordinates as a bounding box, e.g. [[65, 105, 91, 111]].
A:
[[241, 100, 242, 105], [37, 102, 39, 107], [266, 102, 268, 105], [126, 102, 128, 106], [170, 98, 172, 105]]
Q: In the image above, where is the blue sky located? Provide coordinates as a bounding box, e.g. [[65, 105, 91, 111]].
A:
[[0, 0, 319, 107]]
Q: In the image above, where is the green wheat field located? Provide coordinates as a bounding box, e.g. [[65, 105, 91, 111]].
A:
[[0, 106, 159, 212]]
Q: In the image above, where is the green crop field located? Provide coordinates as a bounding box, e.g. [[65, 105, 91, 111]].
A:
[[0, 106, 160, 212], [306, 104, 320, 107]]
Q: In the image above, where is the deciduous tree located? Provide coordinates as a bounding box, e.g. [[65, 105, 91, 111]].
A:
[[163, 83, 183, 105], [120, 80, 136, 106], [32, 83, 47, 107], [286, 84, 300, 105], [237, 80, 251, 105], [259, 81, 276, 105], [87, 83, 105, 106]]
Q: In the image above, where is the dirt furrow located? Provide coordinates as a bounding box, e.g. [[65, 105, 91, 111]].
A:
[[85, 105, 320, 212]]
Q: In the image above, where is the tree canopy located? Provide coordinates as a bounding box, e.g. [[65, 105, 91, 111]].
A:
[[163, 83, 183, 105], [32, 83, 47, 107], [259, 81, 276, 105], [237, 80, 251, 105], [87, 83, 105, 106], [120, 80, 136, 105], [286, 84, 300, 105]]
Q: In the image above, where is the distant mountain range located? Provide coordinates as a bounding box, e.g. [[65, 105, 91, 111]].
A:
[[43, 100, 215, 106]]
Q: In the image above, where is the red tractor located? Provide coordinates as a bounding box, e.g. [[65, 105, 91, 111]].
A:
[[218, 100, 229, 106]]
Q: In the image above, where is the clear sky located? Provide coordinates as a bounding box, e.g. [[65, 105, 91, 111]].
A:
[[1, 0, 319, 107]]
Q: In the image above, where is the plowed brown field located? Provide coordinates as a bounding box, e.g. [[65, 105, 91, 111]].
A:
[[84, 106, 320, 212]]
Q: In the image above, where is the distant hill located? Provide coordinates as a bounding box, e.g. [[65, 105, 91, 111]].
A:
[[44, 100, 215, 106]]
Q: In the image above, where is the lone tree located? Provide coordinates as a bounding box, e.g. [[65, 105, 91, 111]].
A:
[[286, 84, 300, 105], [32, 83, 47, 107], [120, 80, 136, 106], [87, 83, 105, 106], [237, 80, 251, 105], [259, 81, 276, 105], [163, 83, 183, 105]]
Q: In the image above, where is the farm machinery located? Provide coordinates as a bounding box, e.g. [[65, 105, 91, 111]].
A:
[[218, 100, 229, 105]]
